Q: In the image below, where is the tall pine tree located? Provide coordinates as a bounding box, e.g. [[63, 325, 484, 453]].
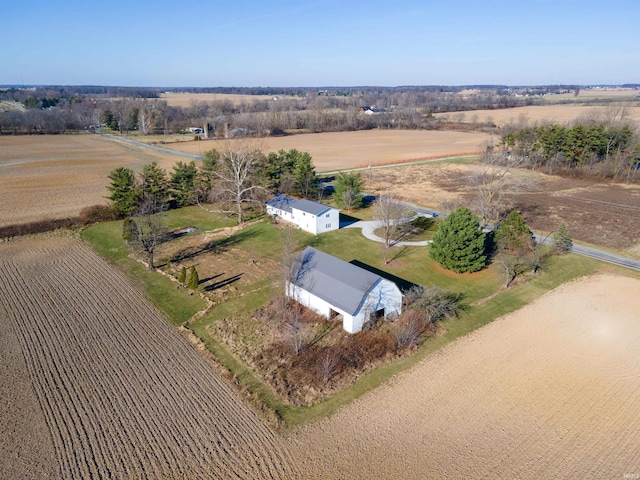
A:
[[429, 207, 487, 273]]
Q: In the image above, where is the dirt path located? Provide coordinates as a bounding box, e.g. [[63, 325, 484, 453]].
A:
[[288, 274, 640, 479], [0, 236, 299, 479]]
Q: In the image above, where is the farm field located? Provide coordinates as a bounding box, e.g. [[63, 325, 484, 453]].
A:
[[159, 92, 301, 107], [0, 134, 181, 227], [434, 104, 640, 127], [289, 273, 640, 479], [4, 235, 639, 478], [161, 129, 494, 171], [368, 162, 640, 256], [0, 235, 299, 479]]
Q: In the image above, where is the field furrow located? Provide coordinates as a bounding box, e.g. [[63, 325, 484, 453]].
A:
[[0, 237, 299, 479]]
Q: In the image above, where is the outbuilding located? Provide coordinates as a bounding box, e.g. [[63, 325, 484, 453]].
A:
[[266, 194, 339, 235], [287, 247, 403, 333]]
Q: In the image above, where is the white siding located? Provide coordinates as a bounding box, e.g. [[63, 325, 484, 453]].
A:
[[347, 279, 403, 333], [288, 277, 402, 334], [292, 207, 316, 234], [315, 208, 340, 234], [266, 205, 294, 223]]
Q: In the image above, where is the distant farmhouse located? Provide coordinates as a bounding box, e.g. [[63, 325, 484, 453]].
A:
[[266, 194, 339, 235], [359, 106, 387, 115], [287, 247, 403, 333]]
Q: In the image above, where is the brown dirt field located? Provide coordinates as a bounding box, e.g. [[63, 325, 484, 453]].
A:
[[163, 129, 494, 171], [0, 235, 299, 479], [0, 134, 181, 227], [368, 162, 640, 255], [289, 274, 640, 479], [435, 104, 640, 127], [160, 92, 300, 107]]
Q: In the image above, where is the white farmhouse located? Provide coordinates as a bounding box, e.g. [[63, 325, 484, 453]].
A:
[[287, 247, 403, 333], [265, 194, 339, 235]]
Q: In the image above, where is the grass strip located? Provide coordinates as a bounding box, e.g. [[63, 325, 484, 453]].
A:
[[81, 221, 205, 326]]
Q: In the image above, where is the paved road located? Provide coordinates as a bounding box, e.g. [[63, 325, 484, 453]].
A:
[[534, 234, 640, 272], [98, 132, 204, 160]]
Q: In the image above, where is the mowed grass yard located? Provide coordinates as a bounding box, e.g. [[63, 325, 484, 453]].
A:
[[82, 204, 605, 428]]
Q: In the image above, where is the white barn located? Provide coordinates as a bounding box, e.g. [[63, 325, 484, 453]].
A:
[[287, 247, 403, 333], [266, 194, 339, 235]]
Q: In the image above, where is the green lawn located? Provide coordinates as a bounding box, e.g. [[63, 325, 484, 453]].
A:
[[164, 205, 237, 232]]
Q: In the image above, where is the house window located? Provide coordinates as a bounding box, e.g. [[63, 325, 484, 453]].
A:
[[326, 223, 331, 228], [326, 213, 330, 218]]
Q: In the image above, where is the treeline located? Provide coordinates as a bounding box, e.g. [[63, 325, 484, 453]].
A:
[[1, 85, 538, 135], [107, 148, 320, 220], [499, 122, 640, 182]]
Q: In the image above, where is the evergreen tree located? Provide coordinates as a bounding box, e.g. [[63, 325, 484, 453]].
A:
[[107, 167, 139, 217], [197, 149, 220, 200], [187, 266, 199, 290], [170, 161, 198, 207], [141, 162, 169, 205], [334, 171, 363, 210], [178, 266, 187, 285], [292, 151, 317, 198], [494, 210, 533, 254], [429, 207, 487, 273], [551, 222, 572, 254]]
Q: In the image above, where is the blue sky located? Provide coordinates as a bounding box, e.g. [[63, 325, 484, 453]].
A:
[[1, 0, 637, 87]]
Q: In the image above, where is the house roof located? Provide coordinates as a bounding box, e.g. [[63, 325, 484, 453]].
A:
[[294, 199, 332, 216], [266, 194, 335, 216], [265, 194, 297, 214], [290, 247, 382, 315]]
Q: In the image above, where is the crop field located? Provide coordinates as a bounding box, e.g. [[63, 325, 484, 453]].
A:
[[0, 134, 180, 227], [435, 104, 640, 127], [290, 274, 640, 479], [159, 92, 301, 107], [162, 129, 494, 171], [0, 236, 299, 479]]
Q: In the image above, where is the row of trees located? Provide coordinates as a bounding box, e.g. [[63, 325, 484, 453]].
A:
[[107, 146, 320, 220], [428, 206, 571, 287], [500, 121, 640, 182]]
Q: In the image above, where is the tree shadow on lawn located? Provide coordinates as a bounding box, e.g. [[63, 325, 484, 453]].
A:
[[198, 272, 224, 285], [203, 273, 243, 292], [169, 228, 259, 264]]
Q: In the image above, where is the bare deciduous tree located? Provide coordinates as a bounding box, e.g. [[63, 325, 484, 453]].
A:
[[317, 349, 341, 384], [472, 145, 523, 226], [207, 142, 266, 224], [125, 198, 168, 270], [371, 193, 409, 248]]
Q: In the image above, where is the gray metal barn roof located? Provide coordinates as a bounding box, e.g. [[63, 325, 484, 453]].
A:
[[266, 194, 333, 216], [290, 247, 381, 315]]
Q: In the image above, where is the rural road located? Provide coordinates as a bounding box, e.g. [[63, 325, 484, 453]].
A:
[[534, 234, 640, 272], [98, 132, 203, 160]]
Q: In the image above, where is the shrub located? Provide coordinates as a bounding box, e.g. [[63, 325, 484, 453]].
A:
[[187, 266, 199, 290], [79, 204, 119, 224], [178, 266, 187, 285]]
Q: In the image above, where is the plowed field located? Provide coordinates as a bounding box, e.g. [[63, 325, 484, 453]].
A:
[[0, 134, 181, 227], [290, 274, 640, 479], [0, 236, 298, 479]]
